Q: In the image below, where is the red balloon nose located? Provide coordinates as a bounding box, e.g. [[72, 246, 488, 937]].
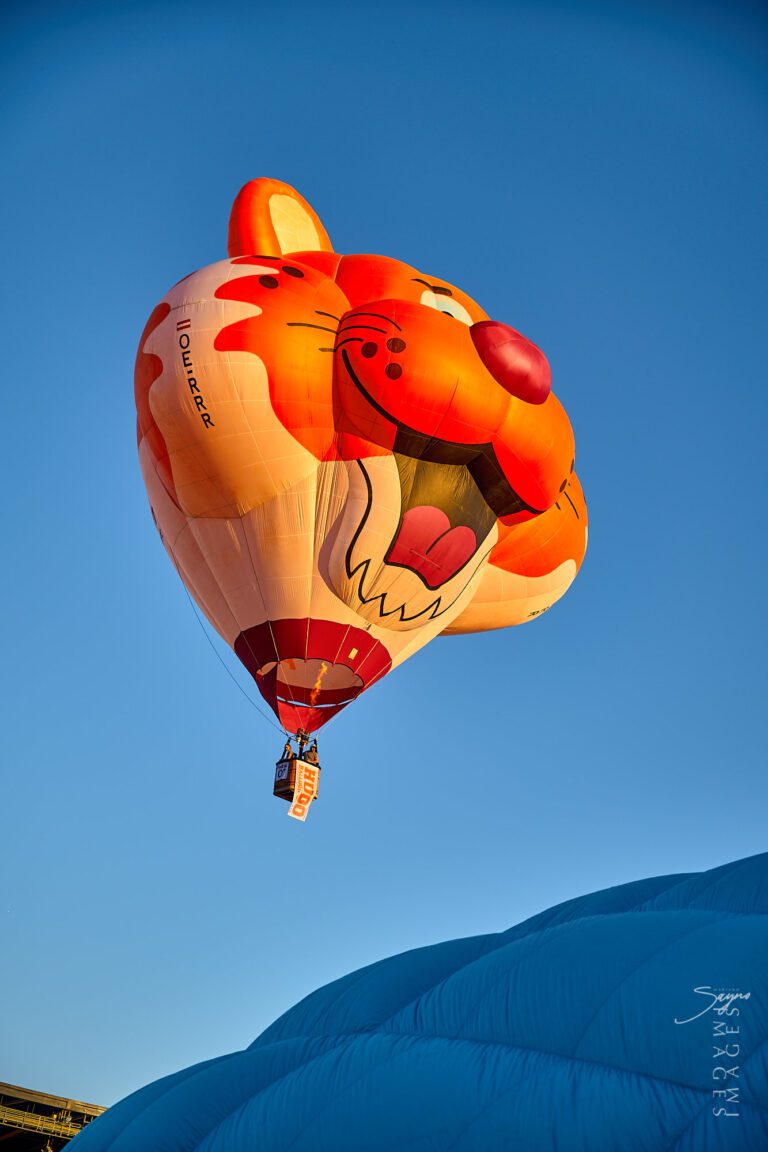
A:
[[470, 321, 552, 405]]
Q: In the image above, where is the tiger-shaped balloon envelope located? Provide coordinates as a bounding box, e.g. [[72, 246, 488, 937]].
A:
[[136, 178, 587, 777]]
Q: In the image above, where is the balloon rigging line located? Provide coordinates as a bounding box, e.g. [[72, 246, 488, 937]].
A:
[[150, 460, 288, 737], [180, 582, 287, 736], [159, 472, 303, 735]]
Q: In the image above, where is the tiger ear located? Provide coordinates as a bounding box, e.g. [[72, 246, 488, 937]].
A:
[[228, 178, 334, 257]]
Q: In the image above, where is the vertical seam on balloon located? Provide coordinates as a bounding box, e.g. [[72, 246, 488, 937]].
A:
[[257, 1035, 409, 1152], [569, 915, 739, 1059], [220, 338, 321, 730], [433, 1036, 704, 1152], [221, 344, 304, 726], [188, 1036, 363, 1152]]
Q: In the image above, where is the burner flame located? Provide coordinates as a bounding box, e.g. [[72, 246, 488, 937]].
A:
[[309, 661, 329, 707]]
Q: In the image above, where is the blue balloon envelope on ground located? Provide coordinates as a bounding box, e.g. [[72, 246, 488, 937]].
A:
[[71, 853, 768, 1151]]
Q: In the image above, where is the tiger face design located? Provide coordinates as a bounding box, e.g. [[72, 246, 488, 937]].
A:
[[136, 179, 586, 732]]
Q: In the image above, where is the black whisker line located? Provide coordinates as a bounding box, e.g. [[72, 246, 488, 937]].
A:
[[348, 312, 402, 331], [315, 310, 341, 322], [564, 491, 580, 518], [331, 337, 365, 350], [337, 324, 387, 335], [286, 322, 338, 333]]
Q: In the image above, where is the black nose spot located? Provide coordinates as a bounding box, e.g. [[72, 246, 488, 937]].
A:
[[386, 338, 406, 353], [282, 266, 304, 278], [259, 275, 279, 288], [385, 364, 402, 380], [361, 342, 378, 358]]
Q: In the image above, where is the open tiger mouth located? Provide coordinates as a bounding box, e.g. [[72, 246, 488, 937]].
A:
[[341, 348, 543, 590], [385, 454, 497, 588]]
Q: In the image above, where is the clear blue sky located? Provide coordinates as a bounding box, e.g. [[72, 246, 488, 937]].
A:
[[2, 0, 766, 1107]]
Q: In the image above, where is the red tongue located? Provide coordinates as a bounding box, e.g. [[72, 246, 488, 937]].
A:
[[386, 506, 478, 589]]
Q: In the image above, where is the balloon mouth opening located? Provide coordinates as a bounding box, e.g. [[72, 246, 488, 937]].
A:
[[233, 618, 392, 733], [267, 657, 364, 709], [265, 658, 363, 733]]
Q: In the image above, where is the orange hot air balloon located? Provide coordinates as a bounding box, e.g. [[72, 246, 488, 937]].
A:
[[136, 178, 587, 739]]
